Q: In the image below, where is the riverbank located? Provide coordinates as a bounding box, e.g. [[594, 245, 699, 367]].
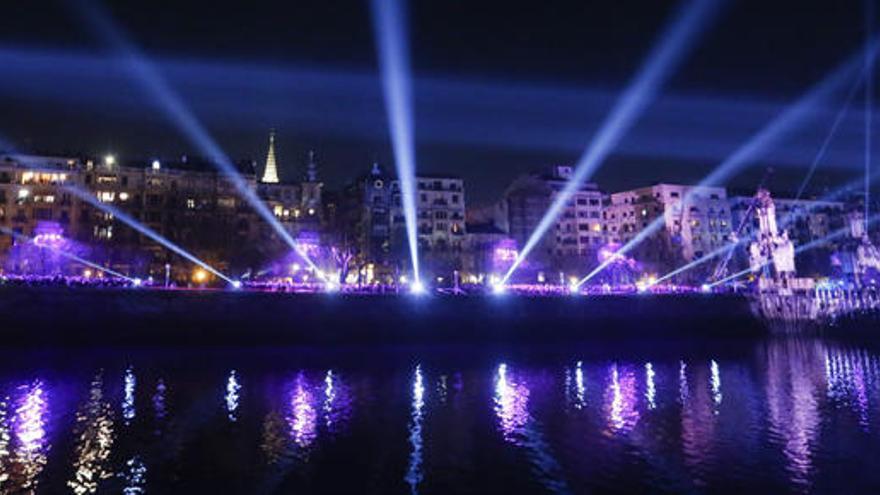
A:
[[0, 286, 763, 346]]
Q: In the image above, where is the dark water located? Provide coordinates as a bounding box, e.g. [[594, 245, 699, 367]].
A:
[[1, 339, 880, 494]]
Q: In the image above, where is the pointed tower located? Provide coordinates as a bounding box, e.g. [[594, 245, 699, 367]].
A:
[[301, 150, 322, 215], [261, 130, 280, 184], [305, 150, 318, 182]]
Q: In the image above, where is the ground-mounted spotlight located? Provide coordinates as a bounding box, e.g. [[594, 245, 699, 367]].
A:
[[701, 283, 711, 293], [410, 280, 426, 295], [324, 281, 340, 293], [568, 283, 581, 295], [492, 282, 507, 295], [132, 278, 143, 288], [230, 280, 242, 290]]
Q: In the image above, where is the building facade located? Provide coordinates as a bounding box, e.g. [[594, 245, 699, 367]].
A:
[[604, 183, 733, 276], [504, 166, 604, 272]]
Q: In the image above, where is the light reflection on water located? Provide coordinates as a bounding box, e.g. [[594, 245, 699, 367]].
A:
[[1, 340, 880, 492]]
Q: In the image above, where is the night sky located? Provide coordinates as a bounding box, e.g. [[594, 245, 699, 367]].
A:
[[0, 0, 874, 203]]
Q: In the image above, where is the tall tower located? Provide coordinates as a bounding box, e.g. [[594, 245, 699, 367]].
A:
[[261, 130, 280, 184]]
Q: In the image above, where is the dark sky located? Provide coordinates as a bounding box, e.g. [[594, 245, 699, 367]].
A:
[[0, 0, 874, 203]]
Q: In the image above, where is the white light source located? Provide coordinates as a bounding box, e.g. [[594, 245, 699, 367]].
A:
[[492, 282, 506, 295], [231, 280, 242, 289], [105, 154, 116, 166], [132, 278, 143, 287], [410, 280, 426, 295], [151, 160, 161, 171], [569, 283, 580, 295], [701, 283, 711, 293]]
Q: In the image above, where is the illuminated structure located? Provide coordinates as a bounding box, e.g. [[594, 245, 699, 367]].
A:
[[832, 210, 880, 284], [504, 166, 604, 275], [342, 162, 466, 278], [605, 183, 732, 277], [261, 130, 280, 184]]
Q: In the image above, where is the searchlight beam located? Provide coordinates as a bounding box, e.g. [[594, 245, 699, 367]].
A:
[[501, 0, 725, 285]]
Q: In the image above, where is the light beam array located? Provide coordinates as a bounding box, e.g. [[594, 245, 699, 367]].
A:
[[500, 0, 725, 285], [70, 0, 327, 281], [576, 41, 879, 289]]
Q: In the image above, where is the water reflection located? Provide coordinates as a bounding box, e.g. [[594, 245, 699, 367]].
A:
[[322, 370, 351, 433], [606, 364, 639, 434], [122, 456, 147, 495], [68, 374, 115, 494], [288, 373, 317, 449], [645, 362, 657, 410], [710, 360, 722, 411], [225, 370, 241, 422], [493, 363, 570, 493], [123, 366, 136, 425], [6, 380, 50, 493], [0, 340, 878, 492], [405, 365, 425, 495], [765, 340, 823, 490], [493, 363, 529, 440]]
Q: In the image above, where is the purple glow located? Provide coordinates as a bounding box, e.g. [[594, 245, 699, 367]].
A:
[[288, 374, 317, 448], [13, 381, 48, 454], [605, 364, 640, 433], [493, 363, 530, 441]]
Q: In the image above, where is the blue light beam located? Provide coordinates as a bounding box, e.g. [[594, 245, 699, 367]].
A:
[[370, 0, 421, 285], [65, 185, 234, 284], [69, 0, 326, 281], [501, 0, 726, 285], [795, 70, 864, 200], [0, 226, 135, 282], [578, 41, 880, 288], [866, 0, 875, 232]]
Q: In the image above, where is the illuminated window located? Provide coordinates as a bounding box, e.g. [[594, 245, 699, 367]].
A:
[[98, 191, 115, 203], [187, 199, 196, 209], [21, 172, 34, 184], [273, 205, 284, 217]]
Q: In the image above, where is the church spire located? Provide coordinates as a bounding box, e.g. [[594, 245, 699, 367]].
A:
[[261, 130, 280, 183], [306, 150, 318, 182]]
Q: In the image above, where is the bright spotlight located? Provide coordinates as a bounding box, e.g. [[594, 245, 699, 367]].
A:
[[324, 280, 340, 293], [501, 0, 724, 284], [701, 283, 711, 293], [132, 278, 143, 287], [492, 282, 507, 295], [410, 280, 426, 295], [569, 283, 581, 295], [151, 159, 161, 171], [371, 0, 422, 288], [104, 154, 116, 166], [231, 280, 242, 289]]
